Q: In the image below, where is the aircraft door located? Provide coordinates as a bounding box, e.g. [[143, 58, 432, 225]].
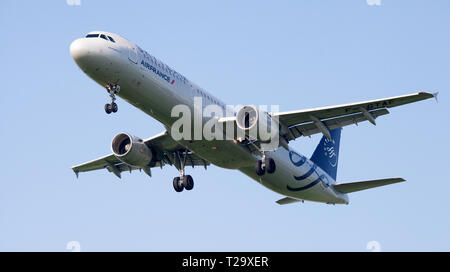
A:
[[128, 45, 138, 64]]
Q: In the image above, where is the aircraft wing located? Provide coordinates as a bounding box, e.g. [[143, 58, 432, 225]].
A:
[[272, 92, 437, 141], [72, 131, 210, 178]]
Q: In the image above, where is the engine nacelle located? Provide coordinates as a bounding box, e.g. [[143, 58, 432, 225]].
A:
[[235, 105, 279, 142], [111, 133, 153, 167]]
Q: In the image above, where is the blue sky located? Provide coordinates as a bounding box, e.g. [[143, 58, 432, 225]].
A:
[[0, 0, 449, 251]]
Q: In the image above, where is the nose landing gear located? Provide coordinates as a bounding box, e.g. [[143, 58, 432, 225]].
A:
[[104, 84, 120, 114]]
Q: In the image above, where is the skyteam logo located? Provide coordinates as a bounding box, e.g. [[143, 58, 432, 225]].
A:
[[323, 138, 337, 168]]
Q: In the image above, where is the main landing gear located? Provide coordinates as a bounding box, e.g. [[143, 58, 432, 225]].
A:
[[239, 137, 277, 177], [244, 138, 276, 176], [104, 84, 120, 114], [255, 154, 276, 176], [173, 175, 194, 192], [172, 150, 195, 193]]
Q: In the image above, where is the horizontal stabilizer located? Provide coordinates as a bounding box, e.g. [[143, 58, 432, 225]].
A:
[[333, 178, 405, 194], [276, 197, 302, 205]]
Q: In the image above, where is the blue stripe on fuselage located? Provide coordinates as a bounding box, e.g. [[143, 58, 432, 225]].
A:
[[293, 164, 317, 180], [287, 176, 322, 192]]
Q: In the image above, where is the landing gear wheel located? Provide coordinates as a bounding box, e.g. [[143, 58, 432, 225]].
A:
[[266, 157, 276, 174], [104, 103, 112, 114], [184, 175, 194, 190], [255, 160, 266, 176], [173, 177, 184, 192], [105, 84, 120, 114], [111, 102, 118, 113]]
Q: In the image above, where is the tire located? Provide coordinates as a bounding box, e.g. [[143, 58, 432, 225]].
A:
[[173, 177, 183, 192], [104, 103, 112, 114], [255, 160, 265, 176], [184, 175, 194, 190], [111, 102, 118, 113], [266, 157, 276, 174]]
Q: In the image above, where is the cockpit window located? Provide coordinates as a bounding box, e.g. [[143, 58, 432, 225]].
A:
[[85, 34, 99, 38], [85, 33, 116, 43]]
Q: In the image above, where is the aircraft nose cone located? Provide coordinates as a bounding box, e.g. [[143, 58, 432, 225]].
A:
[[70, 38, 89, 64]]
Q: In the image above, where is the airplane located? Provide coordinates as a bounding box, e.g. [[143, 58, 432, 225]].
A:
[[70, 31, 437, 205]]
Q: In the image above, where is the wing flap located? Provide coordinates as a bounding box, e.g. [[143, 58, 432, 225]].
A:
[[333, 178, 405, 194]]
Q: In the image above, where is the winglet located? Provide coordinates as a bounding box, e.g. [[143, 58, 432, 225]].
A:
[[418, 91, 439, 102], [74, 170, 79, 178], [433, 92, 439, 103]]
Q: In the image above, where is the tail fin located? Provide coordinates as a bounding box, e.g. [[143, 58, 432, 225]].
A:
[[310, 128, 341, 180]]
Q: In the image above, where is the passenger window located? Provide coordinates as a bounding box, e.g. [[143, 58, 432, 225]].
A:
[[100, 34, 108, 40], [107, 36, 115, 43], [85, 34, 99, 38]]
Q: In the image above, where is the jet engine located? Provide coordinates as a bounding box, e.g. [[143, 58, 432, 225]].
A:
[[235, 105, 279, 142], [111, 133, 153, 167]]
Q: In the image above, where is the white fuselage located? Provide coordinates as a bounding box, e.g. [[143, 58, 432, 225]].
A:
[[70, 31, 349, 204]]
